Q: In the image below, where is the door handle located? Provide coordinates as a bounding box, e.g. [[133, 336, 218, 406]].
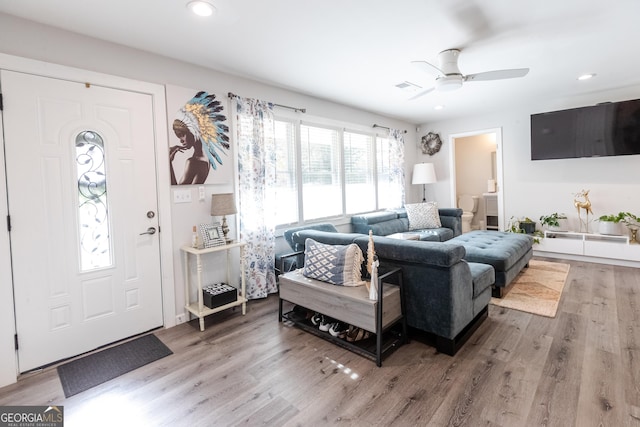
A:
[[140, 227, 157, 235]]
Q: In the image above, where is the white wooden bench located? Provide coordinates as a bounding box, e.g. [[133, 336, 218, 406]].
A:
[[278, 268, 406, 366]]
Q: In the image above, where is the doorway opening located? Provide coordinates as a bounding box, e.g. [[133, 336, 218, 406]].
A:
[[449, 128, 503, 232]]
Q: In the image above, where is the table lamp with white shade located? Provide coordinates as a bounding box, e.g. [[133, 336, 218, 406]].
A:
[[412, 163, 437, 202]]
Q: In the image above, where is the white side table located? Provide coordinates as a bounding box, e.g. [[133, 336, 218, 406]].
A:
[[181, 241, 247, 331]]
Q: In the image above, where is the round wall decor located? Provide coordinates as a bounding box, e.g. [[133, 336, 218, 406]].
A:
[[421, 132, 442, 155]]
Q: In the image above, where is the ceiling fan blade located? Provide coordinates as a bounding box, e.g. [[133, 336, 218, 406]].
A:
[[465, 68, 529, 82], [408, 87, 436, 100], [411, 60, 444, 77]]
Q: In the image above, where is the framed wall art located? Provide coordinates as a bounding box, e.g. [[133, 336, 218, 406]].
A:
[[166, 85, 233, 185]]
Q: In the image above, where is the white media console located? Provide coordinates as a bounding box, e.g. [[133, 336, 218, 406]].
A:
[[534, 230, 640, 266]]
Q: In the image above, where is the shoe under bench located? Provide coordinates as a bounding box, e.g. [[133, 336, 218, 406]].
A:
[[278, 268, 407, 366]]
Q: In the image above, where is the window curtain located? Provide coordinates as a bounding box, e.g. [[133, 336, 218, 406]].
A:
[[387, 128, 406, 207], [235, 96, 278, 299]]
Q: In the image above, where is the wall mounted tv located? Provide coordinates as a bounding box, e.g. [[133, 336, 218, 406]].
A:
[[530, 98, 640, 160]]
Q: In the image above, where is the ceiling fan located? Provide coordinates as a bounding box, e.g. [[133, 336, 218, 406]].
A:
[[409, 49, 529, 99]]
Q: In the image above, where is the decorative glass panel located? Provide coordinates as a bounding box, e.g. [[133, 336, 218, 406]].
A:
[[75, 131, 112, 271]]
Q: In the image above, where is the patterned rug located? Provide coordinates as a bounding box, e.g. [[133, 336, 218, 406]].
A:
[[490, 259, 570, 318]]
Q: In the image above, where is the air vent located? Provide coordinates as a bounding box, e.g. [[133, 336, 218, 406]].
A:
[[395, 81, 422, 92]]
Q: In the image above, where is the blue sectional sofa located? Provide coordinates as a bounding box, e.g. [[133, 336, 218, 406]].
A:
[[350, 209, 533, 297], [288, 229, 495, 355]]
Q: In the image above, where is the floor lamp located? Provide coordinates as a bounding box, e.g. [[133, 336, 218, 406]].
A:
[[412, 163, 437, 202]]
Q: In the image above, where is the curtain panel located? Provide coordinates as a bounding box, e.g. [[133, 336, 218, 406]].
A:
[[235, 97, 278, 299], [387, 128, 406, 208]]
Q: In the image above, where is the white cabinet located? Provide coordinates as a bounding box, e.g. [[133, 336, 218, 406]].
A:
[[483, 193, 499, 230], [536, 231, 640, 265]]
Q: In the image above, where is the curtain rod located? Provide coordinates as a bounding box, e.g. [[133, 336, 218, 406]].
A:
[[228, 92, 306, 113], [373, 124, 407, 133]]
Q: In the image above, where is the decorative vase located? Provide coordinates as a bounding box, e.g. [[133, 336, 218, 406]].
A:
[[369, 256, 379, 301], [598, 221, 622, 236], [549, 218, 569, 232], [631, 228, 638, 244]]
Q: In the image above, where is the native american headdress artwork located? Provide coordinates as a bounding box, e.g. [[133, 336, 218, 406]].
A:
[[174, 91, 230, 169]]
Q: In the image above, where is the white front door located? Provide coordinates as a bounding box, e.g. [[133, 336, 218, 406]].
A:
[[1, 70, 163, 372]]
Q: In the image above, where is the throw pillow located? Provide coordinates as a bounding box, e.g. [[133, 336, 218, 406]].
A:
[[303, 238, 365, 286], [405, 202, 442, 230]]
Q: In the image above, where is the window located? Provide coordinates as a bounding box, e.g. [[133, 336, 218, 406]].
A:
[[75, 130, 112, 271], [344, 131, 375, 214], [376, 136, 404, 209], [300, 124, 341, 220], [274, 120, 298, 225], [274, 119, 404, 226]]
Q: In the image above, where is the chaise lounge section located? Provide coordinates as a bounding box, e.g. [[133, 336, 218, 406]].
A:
[[450, 230, 533, 297]]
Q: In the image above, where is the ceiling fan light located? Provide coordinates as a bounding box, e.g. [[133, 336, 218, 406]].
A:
[[187, 1, 216, 17], [435, 76, 463, 91]]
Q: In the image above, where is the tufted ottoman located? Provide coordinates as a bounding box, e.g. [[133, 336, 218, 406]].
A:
[[450, 230, 533, 297]]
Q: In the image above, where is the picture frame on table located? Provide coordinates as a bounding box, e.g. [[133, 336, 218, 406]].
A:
[[199, 223, 226, 248]]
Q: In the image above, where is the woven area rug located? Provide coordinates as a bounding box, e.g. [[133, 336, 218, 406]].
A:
[[490, 259, 570, 318], [57, 334, 172, 398]]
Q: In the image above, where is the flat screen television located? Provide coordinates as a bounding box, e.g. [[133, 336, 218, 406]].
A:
[[530, 98, 640, 160]]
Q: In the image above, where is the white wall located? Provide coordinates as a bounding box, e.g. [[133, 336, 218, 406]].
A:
[[419, 88, 640, 232], [0, 13, 416, 386]]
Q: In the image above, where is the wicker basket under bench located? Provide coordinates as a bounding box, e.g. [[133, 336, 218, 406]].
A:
[[278, 268, 406, 366]]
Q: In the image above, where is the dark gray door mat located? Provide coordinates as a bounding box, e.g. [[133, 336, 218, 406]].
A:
[[56, 334, 172, 398]]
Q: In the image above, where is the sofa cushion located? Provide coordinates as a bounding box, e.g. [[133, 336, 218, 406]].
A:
[[303, 238, 364, 286], [405, 202, 442, 230], [451, 230, 533, 271], [415, 228, 454, 242]]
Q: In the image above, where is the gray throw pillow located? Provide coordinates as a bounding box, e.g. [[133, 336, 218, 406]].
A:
[[405, 202, 442, 229], [303, 238, 364, 286]]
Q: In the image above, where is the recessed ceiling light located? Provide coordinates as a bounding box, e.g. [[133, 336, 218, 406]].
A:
[[187, 1, 216, 17], [434, 105, 444, 110], [577, 73, 596, 81]]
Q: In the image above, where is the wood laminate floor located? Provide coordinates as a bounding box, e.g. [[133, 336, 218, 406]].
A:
[[1, 258, 639, 426]]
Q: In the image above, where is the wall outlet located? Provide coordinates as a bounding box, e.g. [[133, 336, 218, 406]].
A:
[[173, 189, 192, 203], [175, 313, 186, 324]]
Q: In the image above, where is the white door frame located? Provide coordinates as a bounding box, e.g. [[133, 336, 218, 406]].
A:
[[448, 127, 504, 231], [0, 52, 176, 386]]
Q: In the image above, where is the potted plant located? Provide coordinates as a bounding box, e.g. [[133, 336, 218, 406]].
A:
[[506, 216, 542, 243], [540, 213, 568, 231], [518, 217, 536, 235], [597, 212, 626, 235]]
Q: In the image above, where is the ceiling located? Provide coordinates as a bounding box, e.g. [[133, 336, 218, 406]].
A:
[[1, 0, 639, 124]]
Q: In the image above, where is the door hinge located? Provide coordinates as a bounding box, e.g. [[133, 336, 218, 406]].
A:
[[6, 215, 10, 232], [14, 334, 18, 350], [0, 93, 3, 111]]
